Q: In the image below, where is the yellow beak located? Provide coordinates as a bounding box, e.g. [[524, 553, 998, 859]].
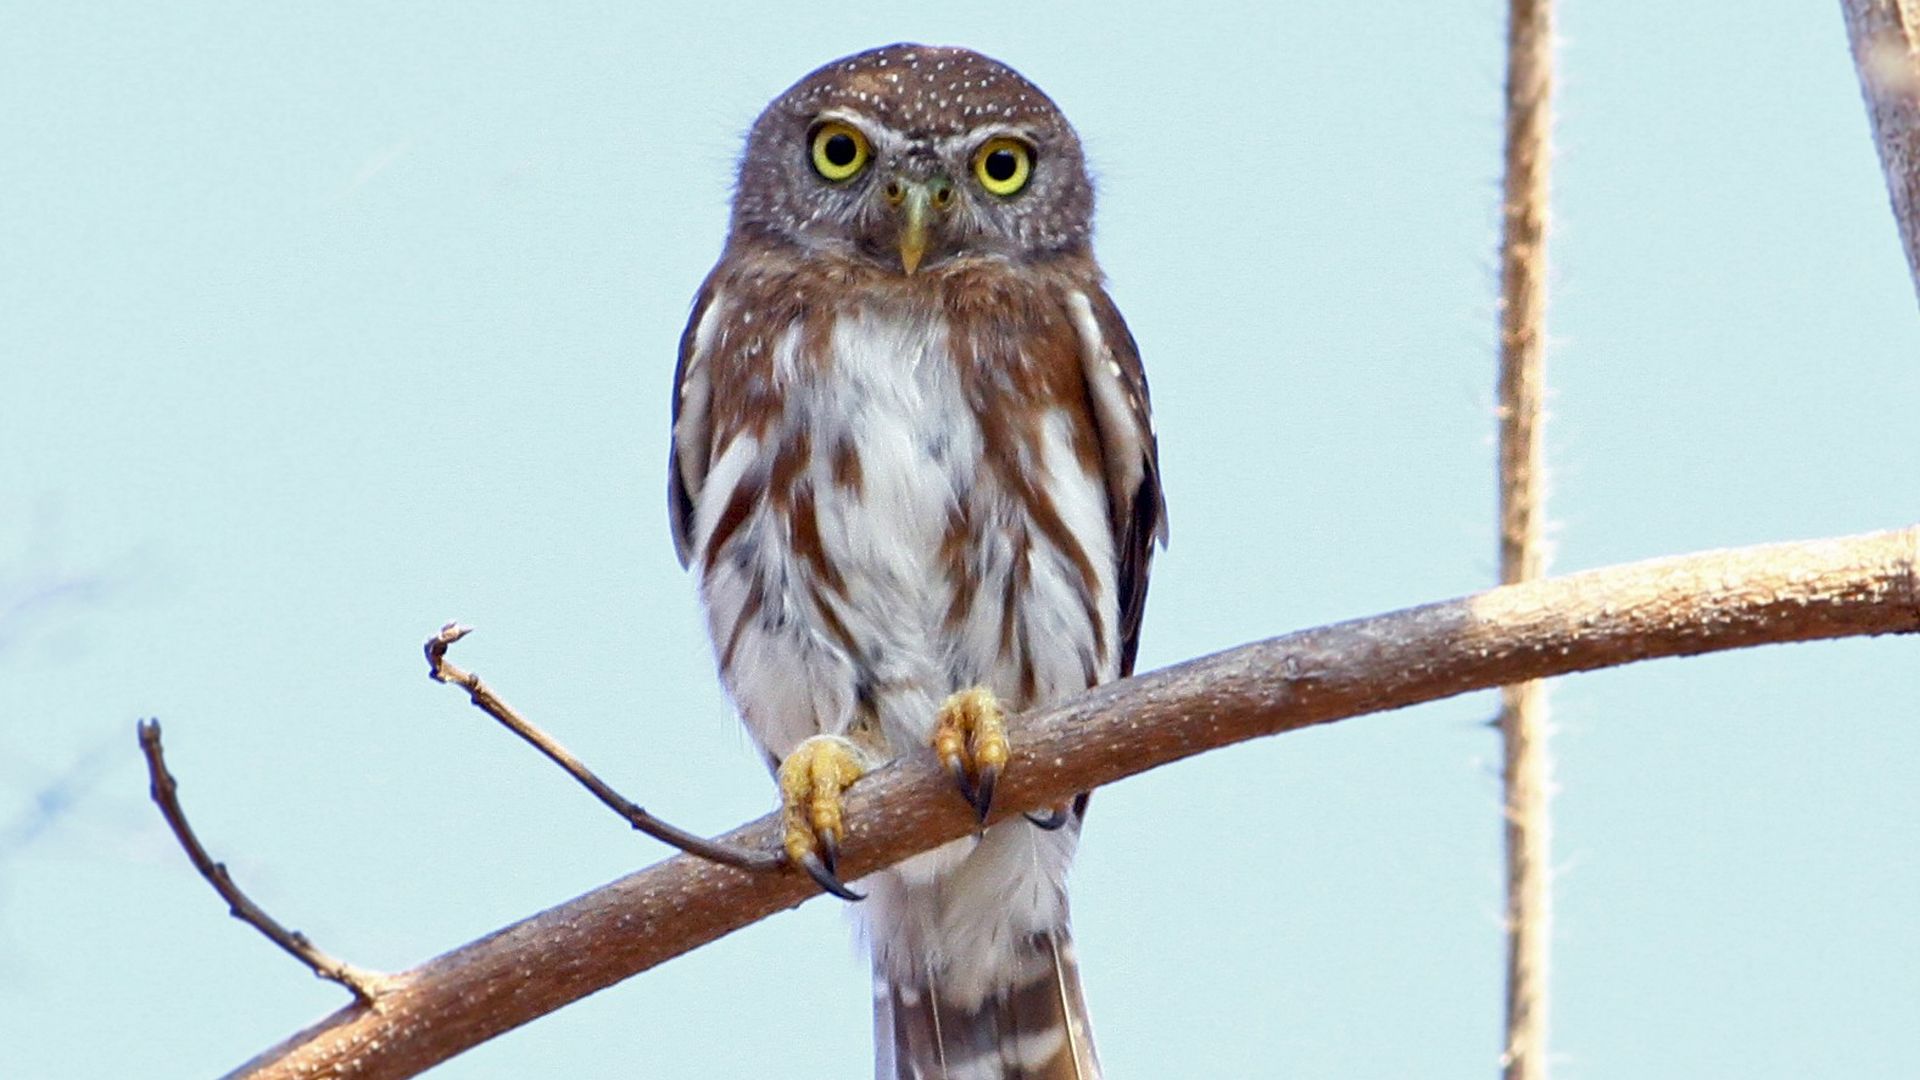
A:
[[896, 183, 931, 276]]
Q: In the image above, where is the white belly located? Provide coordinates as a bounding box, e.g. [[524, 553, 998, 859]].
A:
[[692, 303, 1117, 764]]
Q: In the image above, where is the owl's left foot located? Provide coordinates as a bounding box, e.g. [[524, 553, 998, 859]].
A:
[[933, 686, 1010, 822], [777, 734, 869, 901]]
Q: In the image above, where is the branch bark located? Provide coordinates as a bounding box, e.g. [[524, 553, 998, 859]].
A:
[[1496, 0, 1555, 1075], [226, 527, 1920, 1080], [1842, 0, 1920, 303]]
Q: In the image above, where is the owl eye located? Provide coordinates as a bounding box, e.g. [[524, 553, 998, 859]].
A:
[[809, 121, 871, 182], [972, 137, 1033, 197]]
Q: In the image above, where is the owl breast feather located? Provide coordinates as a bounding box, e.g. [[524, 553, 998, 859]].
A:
[[688, 294, 1119, 765]]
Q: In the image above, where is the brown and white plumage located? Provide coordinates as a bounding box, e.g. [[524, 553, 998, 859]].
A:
[[669, 44, 1164, 1079]]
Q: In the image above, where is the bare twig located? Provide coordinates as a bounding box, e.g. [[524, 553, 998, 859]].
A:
[[1496, 0, 1555, 1076], [423, 622, 781, 873], [229, 528, 1920, 1080], [1841, 0, 1920, 305], [136, 719, 391, 1005]]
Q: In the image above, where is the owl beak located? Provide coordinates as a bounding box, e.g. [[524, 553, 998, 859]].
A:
[[886, 177, 949, 275]]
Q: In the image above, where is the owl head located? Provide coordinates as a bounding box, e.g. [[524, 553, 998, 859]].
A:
[[728, 44, 1095, 275]]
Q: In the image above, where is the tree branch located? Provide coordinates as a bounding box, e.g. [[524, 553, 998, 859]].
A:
[[1496, 0, 1555, 1075], [226, 527, 1920, 1080], [137, 719, 394, 1005], [1842, 0, 1920, 304], [424, 622, 781, 872]]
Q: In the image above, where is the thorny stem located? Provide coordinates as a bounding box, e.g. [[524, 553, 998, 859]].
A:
[[1496, 0, 1556, 1076]]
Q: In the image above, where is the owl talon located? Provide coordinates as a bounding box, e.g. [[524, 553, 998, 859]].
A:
[[932, 687, 1010, 822], [817, 823, 842, 874], [799, 849, 866, 902], [971, 764, 999, 824], [944, 757, 973, 803], [1026, 805, 1072, 831], [778, 734, 868, 902]]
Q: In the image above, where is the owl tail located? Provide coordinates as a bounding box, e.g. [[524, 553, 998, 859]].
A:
[[874, 930, 1101, 1080]]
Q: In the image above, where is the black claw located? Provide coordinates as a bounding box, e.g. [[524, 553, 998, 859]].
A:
[[947, 757, 981, 814], [1025, 805, 1072, 831], [818, 828, 840, 873], [972, 764, 998, 824], [799, 850, 865, 902]]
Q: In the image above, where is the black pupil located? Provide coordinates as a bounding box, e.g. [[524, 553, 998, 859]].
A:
[[823, 133, 858, 167], [985, 148, 1020, 182]]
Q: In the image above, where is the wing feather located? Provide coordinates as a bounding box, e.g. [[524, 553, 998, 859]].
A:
[[668, 280, 724, 566], [1066, 288, 1166, 677]]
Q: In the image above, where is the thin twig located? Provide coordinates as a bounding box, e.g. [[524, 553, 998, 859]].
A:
[[423, 623, 781, 873], [232, 527, 1920, 1080], [136, 719, 390, 1005], [1496, 0, 1555, 1076]]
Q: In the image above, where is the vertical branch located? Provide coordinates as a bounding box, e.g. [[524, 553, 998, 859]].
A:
[[1497, 0, 1555, 1077], [1841, 0, 1920, 304]]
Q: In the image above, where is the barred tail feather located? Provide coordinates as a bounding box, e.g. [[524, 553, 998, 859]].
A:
[[876, 931, 1099, 1080]]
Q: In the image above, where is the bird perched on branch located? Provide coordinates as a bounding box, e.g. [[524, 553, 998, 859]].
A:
[[669, 43, 1166, 1079]]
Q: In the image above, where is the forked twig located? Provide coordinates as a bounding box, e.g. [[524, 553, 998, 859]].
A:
[[136, 719, 390, 1005], [422, 623, 780, 872]]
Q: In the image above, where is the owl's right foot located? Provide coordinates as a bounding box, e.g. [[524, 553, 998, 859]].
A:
[[933, 686, 1010, 822], [777, 734, 868, 901]]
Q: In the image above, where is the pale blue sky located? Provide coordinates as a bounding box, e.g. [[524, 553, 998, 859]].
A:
[[3, 3, 1917, 1078]]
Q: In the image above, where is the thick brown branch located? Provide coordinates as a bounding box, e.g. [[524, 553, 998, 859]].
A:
[[1842, 0, 1920, 304], [137, 719, 392, 1004], [423, 622, 780, 872], [1497, 0, 1555, 1076], [230, 528, 1920, 1080]]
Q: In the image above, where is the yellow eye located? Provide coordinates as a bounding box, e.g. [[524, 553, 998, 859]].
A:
[[972, 137, 1033, 196], [810, 121, 870, 182]]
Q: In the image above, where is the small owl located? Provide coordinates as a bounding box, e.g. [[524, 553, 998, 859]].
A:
[[669, 44, 1165, 1079]]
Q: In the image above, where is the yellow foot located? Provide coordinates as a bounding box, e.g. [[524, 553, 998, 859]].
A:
[[933, 686, 1010, 822], [777, 734, 868, 901]]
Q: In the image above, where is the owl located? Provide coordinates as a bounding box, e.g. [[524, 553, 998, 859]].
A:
[[669, 44, 1165, 1079]]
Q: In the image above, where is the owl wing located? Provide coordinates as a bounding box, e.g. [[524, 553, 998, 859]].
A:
[[1071, 287, 1167, 678], [668, 280, 720, 568]]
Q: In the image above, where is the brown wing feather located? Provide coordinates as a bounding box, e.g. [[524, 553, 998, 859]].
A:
[[667, 278, 720, 567], [1077, 286, 1167, 678]]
